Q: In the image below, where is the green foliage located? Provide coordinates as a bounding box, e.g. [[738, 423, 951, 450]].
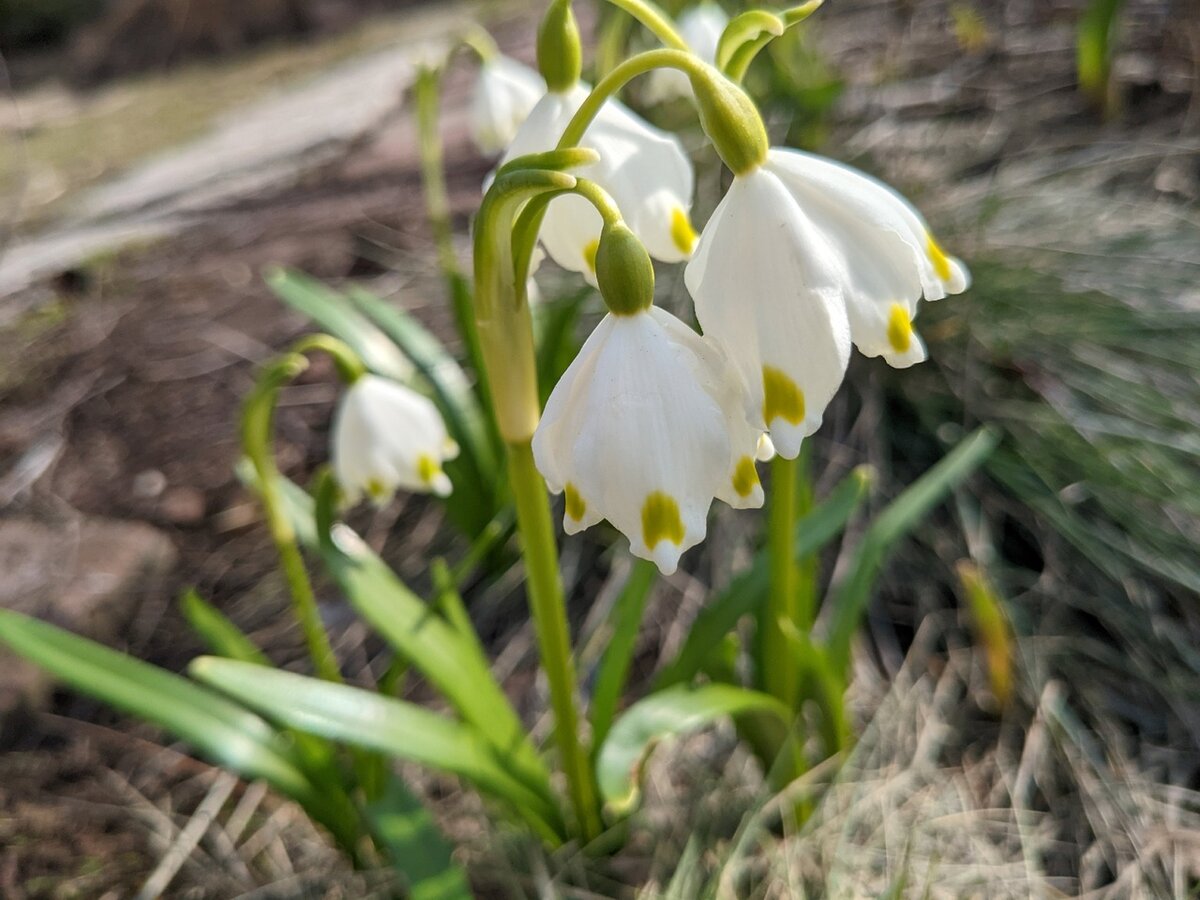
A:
[[596, 684, 790, 814], [1077, 0, 1126, 114]]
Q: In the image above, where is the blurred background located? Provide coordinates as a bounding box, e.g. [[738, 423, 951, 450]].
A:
[[1, 0, 1198, 896]]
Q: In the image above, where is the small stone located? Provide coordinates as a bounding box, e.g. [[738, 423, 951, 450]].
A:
[[158, 486, 206, 525]]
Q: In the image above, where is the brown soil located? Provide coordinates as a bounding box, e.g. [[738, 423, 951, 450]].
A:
[[0, 57, 499, 895]]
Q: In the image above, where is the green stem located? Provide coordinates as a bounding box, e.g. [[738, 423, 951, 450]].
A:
[[764, 455, 799, 708], [598, 0, 688, 51], [507, 440, 602, 841], [414, 65, 489, 398], [557, 48, 709, 150], [242, 351, 351, 684], [794, 445, 817, 632]]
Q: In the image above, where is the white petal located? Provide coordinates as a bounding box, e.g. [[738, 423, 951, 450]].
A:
[[470, 56, 545, 155], [331, 375, 456, 504], [687, 168, 851, 459], [533, 309, 753, 573], [498, 86, 696, 274]]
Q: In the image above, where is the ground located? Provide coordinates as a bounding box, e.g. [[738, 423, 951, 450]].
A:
[[0, 0, 1198, 896]]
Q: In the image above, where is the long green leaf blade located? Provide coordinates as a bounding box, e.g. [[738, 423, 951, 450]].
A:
[[654, 466, 872, 690], [265, 268, 413, 382], [180, 589, 268, 665], [191, 657, 562, 841], [0, 610, 315, 803], [588, 558, 658, 750], [826, 427, 998, 675], [365, 778, 472, 900], [597, 684, 789, 815]]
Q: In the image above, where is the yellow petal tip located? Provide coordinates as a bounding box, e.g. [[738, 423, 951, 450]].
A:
[[762, 365, 805, 427], [926, 233, 952, 282], [886, 302, 913, 353], [670, 206, 697, 256], [564, 482, 587, 521], [731, 455, 759, 498], [641, 491, 684, 549]]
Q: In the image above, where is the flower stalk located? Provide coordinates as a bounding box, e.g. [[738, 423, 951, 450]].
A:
[[241, 335, 365, 684]]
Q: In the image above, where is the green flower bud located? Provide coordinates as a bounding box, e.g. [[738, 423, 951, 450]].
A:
[[595, 221, 655, 316], [537, 0, 582, 92], [689, 65, 768, 176]]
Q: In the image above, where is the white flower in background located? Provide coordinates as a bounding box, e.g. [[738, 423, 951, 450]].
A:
[[533, 305, 764, 575], [766, 149, 970, 368], [644, 3, 730, 104], [499, 85, 696, 278], [470, 55, 546, 155], [332, 375, 458, 504], [686, 159, 852, 460]]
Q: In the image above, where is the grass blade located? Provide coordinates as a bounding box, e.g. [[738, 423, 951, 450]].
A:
[[588, 557, 658, 751], [191, 657, 562, 841], [365, 777, 472, 900], [654, 466, 872, 690], [180, 588, 268, 665], [826, 427, 998, 675]]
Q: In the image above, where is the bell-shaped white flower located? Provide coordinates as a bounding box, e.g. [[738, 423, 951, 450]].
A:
[[470, 55, 546, 155], [499, 85, 696, 278], [686, 162, 852, 460], [331, 374, 458, 504], [533, 306, 763, 575], [764, 149, 970, 368], [644, 3, 729, 104]]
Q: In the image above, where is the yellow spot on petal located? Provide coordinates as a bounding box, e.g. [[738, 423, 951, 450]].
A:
[[642, 492, 685, 549], [731, 456, 760, 498], [564, 482, 587, 521], [416, 453, 440, 485], [762, 365, 805, 427], [583, 239, 600, 273], [366, 478, 388, 500], [887, 303, 913, 353], [670, 206, 697, 256], [926, 233, 952, 282]]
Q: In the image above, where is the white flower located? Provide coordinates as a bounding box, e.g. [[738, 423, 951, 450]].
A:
[[533, 306, 763, 575], [686, 160, 852, 460], [644, 3, 729, 104], [499, 85, 696, 278], [470, 55, 546, 155], [331, 375, 458, 504], [686, 148, 969, 457], [765, 149, 969, 368]]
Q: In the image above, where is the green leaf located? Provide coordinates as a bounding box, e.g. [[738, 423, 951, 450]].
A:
[[1077, 0, 1125, 112], [0, 610, 361, 832], [596, 684, 789, 815], [533, 289, 589, 406], [180, 589, 268, 665], [191, 657, 563, 842], [264, 268, 413, 382], [588, 557, 657, 751], [826, 427, 999, 676], [653, 466, 872, 691], [365, 778, 472, 900]]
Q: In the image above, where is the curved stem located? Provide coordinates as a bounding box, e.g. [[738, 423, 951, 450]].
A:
[[414, 64, 490, 405], [599, 0, 688, 51], [242, 350, 350, 684], [508, 441, 603, 841], [557, 48, 709, 149]]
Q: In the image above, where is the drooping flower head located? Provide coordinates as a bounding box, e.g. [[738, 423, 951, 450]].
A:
[[470, 55, 546, 156], [533, 222, 763, 574], [332, 374, 458, 504], [683, 71, 969, 457]]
